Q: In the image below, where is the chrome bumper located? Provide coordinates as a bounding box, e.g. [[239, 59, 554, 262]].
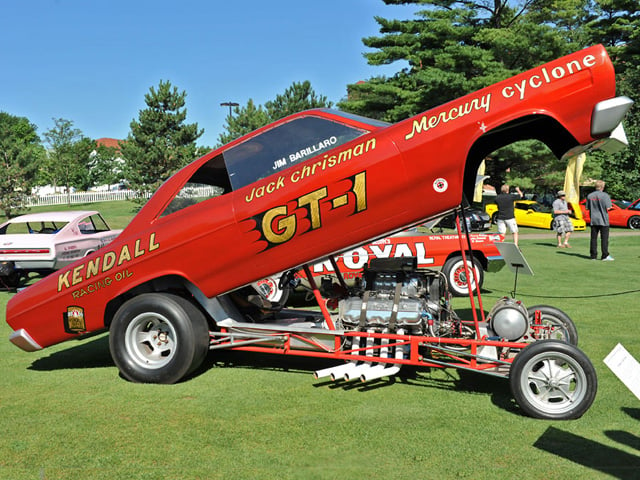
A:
[[9, 329, 42, 352]]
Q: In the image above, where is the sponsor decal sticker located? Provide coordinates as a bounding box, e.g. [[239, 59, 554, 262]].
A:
[[63, 305, 86, 334], [433, 178, 448, 193]]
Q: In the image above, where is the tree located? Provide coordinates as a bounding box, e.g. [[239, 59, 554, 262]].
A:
[[596, 62, 640, 200], [264, 80, 332, 120], [88, 143, 124, 189], [339, 0, 573, 122], [339, 0, 640, 196], [217, 99, 270, 146], [42, 118, 92, 205], [0, 112, 44, 217], [217, 81, 332, 145], [120, 80, 203, 200]]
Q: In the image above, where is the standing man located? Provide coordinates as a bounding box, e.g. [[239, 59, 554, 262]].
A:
[[586, 180, 613, 261], [495, 184, 523, 246], [552, 191, 574, 248]]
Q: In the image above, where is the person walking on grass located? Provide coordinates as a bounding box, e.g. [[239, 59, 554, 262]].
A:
[[586, 179, 614, 261], [552, 191, 574, 248], [495, 184, 522, 247]]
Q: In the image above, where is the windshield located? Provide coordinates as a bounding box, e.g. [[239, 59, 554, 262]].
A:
[[223, 115, 367, 190]]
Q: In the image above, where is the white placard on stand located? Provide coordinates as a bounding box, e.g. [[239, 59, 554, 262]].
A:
[[603, 343, 640, 401]]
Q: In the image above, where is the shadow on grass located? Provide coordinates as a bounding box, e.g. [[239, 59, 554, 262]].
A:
[[25, 330, 517, 415], [202, 348, 515, 406], [534, 408, 640, 479], [28, 334, 114, 371]]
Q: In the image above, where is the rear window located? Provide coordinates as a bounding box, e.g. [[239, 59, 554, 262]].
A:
[[0, 221, 68, 234]]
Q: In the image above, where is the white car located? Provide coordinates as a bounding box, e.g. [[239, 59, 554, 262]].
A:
[[0, 211, 121, 288]]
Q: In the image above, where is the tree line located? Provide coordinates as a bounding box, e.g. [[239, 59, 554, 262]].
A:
[[1, 0, 638, 217]]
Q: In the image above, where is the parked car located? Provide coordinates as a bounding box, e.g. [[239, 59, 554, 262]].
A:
[[486, 200, 586, 230], [298, 230, 505, 297], [6, 45, 632, 419], [0, 211, 121, 288], [434, 208, 492, 232], [579, 198, 640, 229]]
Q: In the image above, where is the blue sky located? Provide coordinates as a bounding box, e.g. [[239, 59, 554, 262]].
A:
[[1, 0, 419, 147]]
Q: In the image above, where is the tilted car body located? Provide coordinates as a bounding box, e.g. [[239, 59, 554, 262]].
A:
[[6, 45, 633, 419], [580, 198, 640, 229], [0, 211, 121, 288], [486, 199, 586, 230]]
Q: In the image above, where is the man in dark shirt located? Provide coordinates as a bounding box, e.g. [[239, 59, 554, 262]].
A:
[[586, 180, 613, 261], [495, 184, 523, 246]]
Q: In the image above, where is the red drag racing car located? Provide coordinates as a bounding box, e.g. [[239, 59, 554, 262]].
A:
[[6, 45, 633, 419]]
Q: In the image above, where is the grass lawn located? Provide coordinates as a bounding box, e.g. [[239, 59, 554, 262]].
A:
[[1, 202, 640, 479]]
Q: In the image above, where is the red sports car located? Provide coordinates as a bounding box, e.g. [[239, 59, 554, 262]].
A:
[[5, 45, 633, 419], [580, 198, 640, 229]]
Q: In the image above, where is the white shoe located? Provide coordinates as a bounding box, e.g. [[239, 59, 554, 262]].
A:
[[602, 255, 614, 261]]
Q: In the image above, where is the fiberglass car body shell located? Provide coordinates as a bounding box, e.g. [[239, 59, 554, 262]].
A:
[[5, 45, 631, 371], [0, 211, 121, 286], [486, 199, 586, 230]]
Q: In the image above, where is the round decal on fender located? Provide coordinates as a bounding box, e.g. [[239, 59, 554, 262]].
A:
[[433, 178, 448, 193]]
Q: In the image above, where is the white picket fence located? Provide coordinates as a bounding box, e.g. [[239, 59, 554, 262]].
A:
[[25, 186, 220, 207], [25, 190, 139, 207]]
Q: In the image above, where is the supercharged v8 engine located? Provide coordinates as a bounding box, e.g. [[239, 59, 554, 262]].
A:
[[337, 257, 463, 338], [336, 257, 536, 343]]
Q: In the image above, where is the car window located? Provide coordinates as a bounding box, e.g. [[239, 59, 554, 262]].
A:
[[159, 115, 368, 218], [0, 221, 67, 234], [223, 115, 367, 191], [78, 214, 111, 234], [160, 154, 230, 217]]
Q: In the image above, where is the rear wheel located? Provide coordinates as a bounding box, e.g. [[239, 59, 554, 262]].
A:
[[109, 293, 209, 384], [442, 256, 483, 296], [509, 340, 597, 420], [628, 216, 640, 229], [527, 305, 578, 346]]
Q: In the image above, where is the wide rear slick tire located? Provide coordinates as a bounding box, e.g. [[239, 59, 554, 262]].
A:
[[109, 293, 210, 384], [509, 340, 597, 420]]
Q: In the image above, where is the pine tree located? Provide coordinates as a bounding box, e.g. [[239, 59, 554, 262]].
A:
[[217, 81, 332, 145], [121, 80, 203, 200]]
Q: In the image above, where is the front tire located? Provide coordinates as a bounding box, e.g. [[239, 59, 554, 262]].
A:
[[109, 293, 210, 384], [442, 255, 483, 296], [527, 305, 578, 346], [509, 340, 597, 420]]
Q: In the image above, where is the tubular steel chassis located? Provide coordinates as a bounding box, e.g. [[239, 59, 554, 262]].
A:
[[208, 216, 542, 381]]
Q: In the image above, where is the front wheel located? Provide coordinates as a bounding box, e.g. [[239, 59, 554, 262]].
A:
[[628, 215, 640, 230], [509, 340, 597, 420], [442, 255, 483, 296], [109, 293, 210, 384], [527, 305, 578, 346]]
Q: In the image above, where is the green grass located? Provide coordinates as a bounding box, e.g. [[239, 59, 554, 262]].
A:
[[1, 203, 640, 479]]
